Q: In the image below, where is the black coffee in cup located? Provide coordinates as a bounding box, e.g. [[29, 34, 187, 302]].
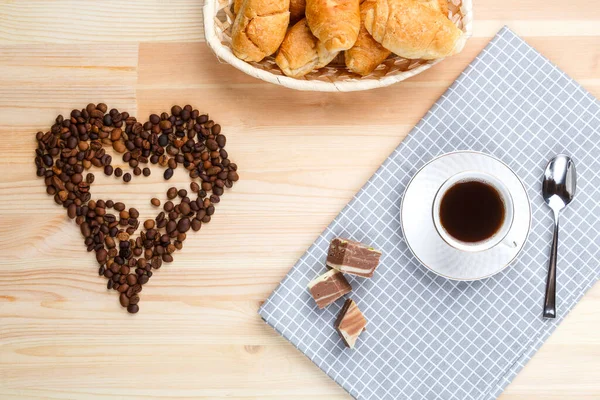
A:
[[439, 180, 505, 243]]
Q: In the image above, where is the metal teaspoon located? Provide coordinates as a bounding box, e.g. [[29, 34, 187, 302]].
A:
[[541, 154, 577, 319]]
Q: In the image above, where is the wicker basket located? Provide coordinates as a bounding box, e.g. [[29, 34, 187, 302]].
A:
[[204, 0, 473, 92]]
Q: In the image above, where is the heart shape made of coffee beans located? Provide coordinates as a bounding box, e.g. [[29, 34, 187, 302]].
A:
[[34, 103, 239, 313]]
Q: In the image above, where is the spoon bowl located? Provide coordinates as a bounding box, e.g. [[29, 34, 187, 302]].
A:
[[543, 155, 577, 212], [541, 154, 577, 319]]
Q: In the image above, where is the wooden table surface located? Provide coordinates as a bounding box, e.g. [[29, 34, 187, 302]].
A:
[[1, 1, 599, 399]]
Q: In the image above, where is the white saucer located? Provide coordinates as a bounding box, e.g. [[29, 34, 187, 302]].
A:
[[400, 151, 531, 281]]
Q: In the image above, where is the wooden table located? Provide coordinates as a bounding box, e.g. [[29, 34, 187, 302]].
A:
[[1, 1, 598, 399]]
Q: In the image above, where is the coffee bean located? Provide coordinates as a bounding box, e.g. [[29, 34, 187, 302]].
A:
[[191, 218, 202, 231], [139, 275, 149, 285], [127, 304, 139, 314], [144, 219, 155, 230], [120, 293, 130, 307], [127, 274, 137, 286], [123, 173, 131, 183], [177, 218, 190, 233], [179, 202, 191, 216], [164, 201, 174, 212], [178, 189, 187, 198], [104, 165, 113, 176], [164, 168, 174, 180], [151, 257, 162, 269], [114, 202, 125, 211], [112, 140, 126, 153], [114, 167, 123, 177], [216, 134, 226, 147], [129, 295, 140, 305], [143, 167, 151, 177], [167, 187, 177, 199], [96, 249, 107, 263], [190, 182, 199, 193], [67, 203, 77, 219], [129, 208, 139, 219], [151, 198, 160, 207], [171, 105, 182, 116], [162, 254, 173, 263], [228, 171, 239, 181], [133, 167, 141, 176], [212, 186, 223, 196]]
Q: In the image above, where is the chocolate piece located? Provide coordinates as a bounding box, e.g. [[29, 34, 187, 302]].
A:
[[326, 238, 382, 278], [308, 269, 352, 309], [334, 299, 367, 349]]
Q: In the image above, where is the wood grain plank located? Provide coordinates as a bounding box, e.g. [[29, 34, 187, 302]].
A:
[[0, 1, 204, 43], [0, 44, 138, 130], [1, 1, 600, 44], [0, 44, 138, 86]]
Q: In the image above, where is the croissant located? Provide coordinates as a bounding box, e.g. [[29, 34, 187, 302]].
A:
[[231, 0, 290, 62], [305, 0, 360, 52], [234, 0, 244, 14], [276, 19, 339, 78], [345, 0, 391, 76], [364, 0, 463, 60], [418, 0, 448, 16]]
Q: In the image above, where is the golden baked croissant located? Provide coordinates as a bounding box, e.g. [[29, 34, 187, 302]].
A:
[[305, 0, 361, 52], [276, 19, 339, 78], [231, 0, 290, 62], [234, 0, 244, 14], [418, 0, 448, 16], [345, 0, 391, 76], [364, 0, 463, 60]]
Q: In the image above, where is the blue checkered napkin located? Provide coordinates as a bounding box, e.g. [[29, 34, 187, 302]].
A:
[[259, 27, 600, 400]]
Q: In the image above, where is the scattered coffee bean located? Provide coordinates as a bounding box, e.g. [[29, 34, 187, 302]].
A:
[[164, 168, 174, 180], [120, 293, 130, 307], [167, 187, 177, 199], [143, 167, 151, 177], [114, 167, 123, 177], [127, 304, 139, 314], [151, 198, 160, 207], [123, 173, 131, 183]]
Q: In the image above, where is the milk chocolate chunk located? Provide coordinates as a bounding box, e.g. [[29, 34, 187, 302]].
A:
[[335, 299, 367, 349], [326, 238, 382, 278], [308, 269, 352, 309]]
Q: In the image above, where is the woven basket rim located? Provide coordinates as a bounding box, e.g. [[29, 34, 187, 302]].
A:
[[203, 0, 473, 92]]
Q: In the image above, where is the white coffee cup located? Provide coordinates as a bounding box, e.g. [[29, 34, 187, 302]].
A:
[[432, 171, 516, 252]]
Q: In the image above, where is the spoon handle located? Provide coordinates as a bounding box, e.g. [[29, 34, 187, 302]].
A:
[[543, 214, 559, 319]]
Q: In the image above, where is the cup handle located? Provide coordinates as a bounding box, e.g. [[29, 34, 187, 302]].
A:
[[501, 236, 518, 249]]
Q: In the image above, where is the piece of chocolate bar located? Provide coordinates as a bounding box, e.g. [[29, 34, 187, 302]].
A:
[[308, 269, 352, 309], [326, 238, 382, 278], [334, 299, 367, 349]]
